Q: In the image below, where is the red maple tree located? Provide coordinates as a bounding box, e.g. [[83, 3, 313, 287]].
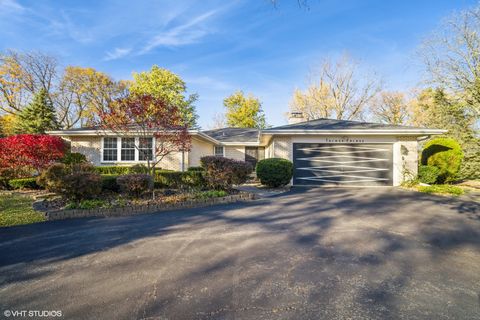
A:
[[0, 134, 66, 175], [97, 94, 191, 178]]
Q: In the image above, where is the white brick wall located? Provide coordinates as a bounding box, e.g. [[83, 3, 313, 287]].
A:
[[224, 146, 245, 161]]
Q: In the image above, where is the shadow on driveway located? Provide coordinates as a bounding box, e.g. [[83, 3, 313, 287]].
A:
[[0, 187, 479, 319]]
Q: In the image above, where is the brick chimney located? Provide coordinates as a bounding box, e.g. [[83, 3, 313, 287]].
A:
[[288, 111, 306, 124]]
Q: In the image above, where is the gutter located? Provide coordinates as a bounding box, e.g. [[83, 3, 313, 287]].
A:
[[260, 129, 447, 136]]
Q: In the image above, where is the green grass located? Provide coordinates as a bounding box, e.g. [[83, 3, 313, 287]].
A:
[[416, 185, 465, 196], [0, 194, 45, 227]]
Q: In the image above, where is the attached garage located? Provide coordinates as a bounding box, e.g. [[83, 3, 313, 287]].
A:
[[293, 143, 393, 186], [262, 118, 446, 187]]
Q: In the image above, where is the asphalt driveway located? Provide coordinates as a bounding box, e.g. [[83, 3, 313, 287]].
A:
[[0, 188, 479, 319]]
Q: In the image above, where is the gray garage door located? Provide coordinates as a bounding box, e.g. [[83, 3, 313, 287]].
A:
[[293, 143, 393, 186]]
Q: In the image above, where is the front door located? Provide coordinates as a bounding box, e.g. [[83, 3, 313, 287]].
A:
[[245, 147, 263, 169]]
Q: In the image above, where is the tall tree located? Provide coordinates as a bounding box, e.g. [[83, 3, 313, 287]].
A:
[[223, 91, 268, 129], [290, 54, 381, 120], [370, 91, 409, 125], [420, 5, 480, 116], [56, 66, 127, 128], [0, 50, 57, 114], [129, 66, 198, 128], [410, 88, 479, 178], [15, 88, 59, 134]]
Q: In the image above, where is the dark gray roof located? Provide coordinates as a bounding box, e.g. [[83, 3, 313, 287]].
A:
[[202, 127, 259, 142], [264, 118, 428, 131]]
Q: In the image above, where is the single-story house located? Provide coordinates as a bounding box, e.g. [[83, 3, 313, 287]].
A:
[[47, 113, 445, 187]]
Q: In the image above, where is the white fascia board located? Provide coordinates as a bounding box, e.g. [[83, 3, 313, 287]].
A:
[[220, 141, 261, 146], [46, 129, 221, 143], [261, 129, 447, 136]]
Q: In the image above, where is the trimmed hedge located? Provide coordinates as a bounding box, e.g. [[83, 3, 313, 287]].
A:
[[94, 165, 160, 175], [8, 177, 40, 190], [187, 166, 205, 172], [256, 158, 293, 187], [94, 166, 132, 175], [418, 165, 441, 185], [421, 138, 464, 183], [155, 170, 205, 189]]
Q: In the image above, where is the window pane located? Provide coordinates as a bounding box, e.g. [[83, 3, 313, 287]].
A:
[[139, 137, 152, 148], [121, 138, 135, 161], [103, 137, 117, 149], [121, 149, 135, 161], [103, 138, 118, 161], [103, 149, 117, 161], [139, 149, 153, 161], [214, 146, 224, 156], [121, 138, 135, 148]]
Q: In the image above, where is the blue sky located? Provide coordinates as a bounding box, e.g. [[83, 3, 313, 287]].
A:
[[0, 0, 477, 128]]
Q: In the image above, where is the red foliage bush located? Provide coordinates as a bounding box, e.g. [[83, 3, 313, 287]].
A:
[[200, 156, 252, 190], [116, 174, 152, 197], [0, 134, 66, 176]]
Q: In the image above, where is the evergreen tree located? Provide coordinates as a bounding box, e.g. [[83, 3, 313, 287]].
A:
[[15, 89, 59, 134]]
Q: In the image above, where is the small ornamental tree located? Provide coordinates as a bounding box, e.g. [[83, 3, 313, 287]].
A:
[[96, 94, 191, 191], [0, 134, 66, 176]]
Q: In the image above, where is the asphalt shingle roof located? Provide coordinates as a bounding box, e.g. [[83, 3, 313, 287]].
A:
[[201, 128, 259, 142], [263, 118, 428, 131]]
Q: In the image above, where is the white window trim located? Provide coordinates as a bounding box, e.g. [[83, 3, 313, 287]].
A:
[[101, 137, 156, 164], [214, 145, 225, 157]]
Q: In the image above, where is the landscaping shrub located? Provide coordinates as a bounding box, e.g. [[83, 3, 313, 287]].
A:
[[187, 166, 204, 172], [94, 166, 131, 175], [129, 164, 149, 174], [94, 165, 160, 175], [0, 168, 15, 189], [37, 163, 102, 201], [418, 165, 441, 185], [154, 170, 205, 189], [61, 172, 102, 201], [8, 177, 40, 190], [66, 199, 109, 210], [181, 171, 205, 188], [421, 138, 464, 183], [61, 152, 87, 165], [37, 163, 69, 193], [200, 156, 252, 190], [155, 171, 183, 188], [256, 158, 293, 187], [101, 174, 120, 192], [116, 174, 152, 197]]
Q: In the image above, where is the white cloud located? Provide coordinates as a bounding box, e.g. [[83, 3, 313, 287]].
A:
[[104, 47, 132, 61], [0, 0, 25, 13], [140, 9, 219, 53]]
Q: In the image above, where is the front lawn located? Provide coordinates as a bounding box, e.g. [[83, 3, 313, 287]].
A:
[[0, 194, 46, 227], [415, 184, 465, 196]]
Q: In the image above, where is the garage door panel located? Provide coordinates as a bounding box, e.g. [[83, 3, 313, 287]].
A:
[[293, 143, 393, 186]]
